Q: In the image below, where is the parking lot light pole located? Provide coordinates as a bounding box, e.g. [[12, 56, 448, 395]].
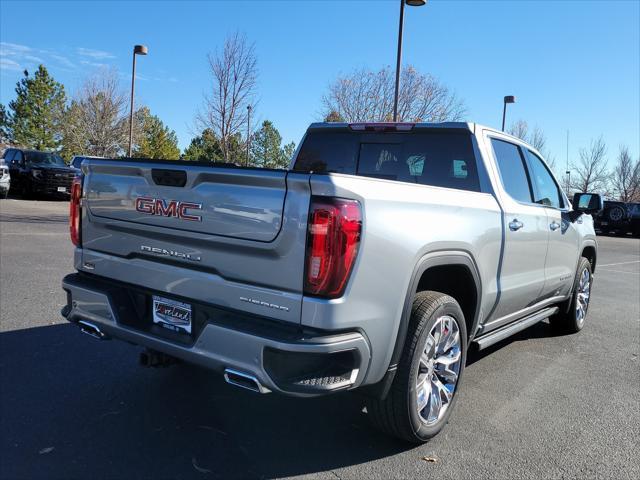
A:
[[246, 105, 252, 166], [393, 0, 426, 122], [128, 45, 148, 157], [501, 95, 515, 131]]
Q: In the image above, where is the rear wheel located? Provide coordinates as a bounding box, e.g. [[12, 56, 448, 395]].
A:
[[608, 205, 625, 222], [550, 257, 593, 334], [366, 291, 467, 443]]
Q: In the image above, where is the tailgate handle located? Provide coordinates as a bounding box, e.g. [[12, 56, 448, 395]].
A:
[[151, 169, 187, 187]]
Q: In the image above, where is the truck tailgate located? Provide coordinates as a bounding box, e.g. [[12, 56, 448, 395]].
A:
[[79, 160, 311, 321], [86, 162, 287, 241]]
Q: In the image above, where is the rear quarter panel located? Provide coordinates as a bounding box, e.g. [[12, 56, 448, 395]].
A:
[[303, 173, 502, 385]]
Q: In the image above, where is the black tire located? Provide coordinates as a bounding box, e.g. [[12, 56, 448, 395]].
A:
[[22, 183, 35, 200], [366, 291, 467, 443], [0, 189, 7, 199], [608, 205, 626, 223], [550, 257, 593, 334]]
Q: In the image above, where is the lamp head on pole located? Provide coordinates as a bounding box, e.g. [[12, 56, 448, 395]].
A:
[[504, 95, 516, 104], [134, 45, 148, 56], [405, 0, 427, 6]]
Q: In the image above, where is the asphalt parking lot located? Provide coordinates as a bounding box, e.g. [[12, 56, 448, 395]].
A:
[[1, 198, 638, 480]]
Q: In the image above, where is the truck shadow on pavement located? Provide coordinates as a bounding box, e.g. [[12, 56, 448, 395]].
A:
[[466, 319, 566, 366], [0, 323, 410, 479], [1, 319, 563, 479]]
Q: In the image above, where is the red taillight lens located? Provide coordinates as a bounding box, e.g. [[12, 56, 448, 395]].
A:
[[69, 176, 82, 247], [304, 197, 362, 298]]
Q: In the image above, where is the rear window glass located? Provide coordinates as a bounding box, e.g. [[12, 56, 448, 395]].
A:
[[294, 130, 480, 192]]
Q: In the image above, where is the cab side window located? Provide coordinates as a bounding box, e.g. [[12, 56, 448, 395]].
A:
[[525, 150, 564, 209], [3, 150, 15, 163], [490, 139, 533, 203], [13, 151, 23, 166]]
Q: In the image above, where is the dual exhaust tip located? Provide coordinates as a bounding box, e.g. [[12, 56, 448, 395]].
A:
[[75, 320, 269, 394], [78, 320, 109, 340], [224, 368, 270, 394]]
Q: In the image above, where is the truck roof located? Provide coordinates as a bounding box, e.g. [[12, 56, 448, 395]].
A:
[[307, 121, 476, 132], [306, 122, 536, 151]]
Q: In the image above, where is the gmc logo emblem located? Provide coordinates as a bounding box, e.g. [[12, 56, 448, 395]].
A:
[[135, 197, 203, 222]]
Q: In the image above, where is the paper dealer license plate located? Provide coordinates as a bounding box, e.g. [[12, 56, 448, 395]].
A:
[[152, 295, 192, 334]]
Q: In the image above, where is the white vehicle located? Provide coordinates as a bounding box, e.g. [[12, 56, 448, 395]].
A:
[[0, 159, 10, 199]]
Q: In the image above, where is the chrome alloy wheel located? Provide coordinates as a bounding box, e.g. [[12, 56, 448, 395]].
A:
[[415, 315, 462, 426], [576, 267, 592, 327]]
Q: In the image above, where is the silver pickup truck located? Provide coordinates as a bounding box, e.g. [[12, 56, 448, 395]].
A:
[[62, 122, 602, 443]]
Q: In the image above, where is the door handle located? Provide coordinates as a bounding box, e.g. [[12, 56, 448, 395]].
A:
[[509, 219, 524, 231], [550, 221, 561, 231]]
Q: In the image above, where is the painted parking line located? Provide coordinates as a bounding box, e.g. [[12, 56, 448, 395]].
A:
[[0, 232, 67, 236], [597, 267, 640, 275], [598, 260, 640, 267]]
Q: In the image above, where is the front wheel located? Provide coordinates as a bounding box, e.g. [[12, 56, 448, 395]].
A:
[[550, 257, 593, 333], [366, 291, 467, 443]]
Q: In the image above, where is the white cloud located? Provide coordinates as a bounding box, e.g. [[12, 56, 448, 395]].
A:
[[50, 54, 75, 69], [80, 60, 109, 69], [24, 55, 43, 63], [0, 58, 22, 71], [0, 42, 32, 56], [76, 47, 115, 60], [0, 42, 41, 72]]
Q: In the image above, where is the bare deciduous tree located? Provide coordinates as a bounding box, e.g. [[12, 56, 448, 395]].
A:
[[321, 65, 465, 123], [62, 69, 130, 158], [197, 32, 258, 162], [508, 120, 529, 142], [612, 145, 640, 202], [571, 137, 609, 193]]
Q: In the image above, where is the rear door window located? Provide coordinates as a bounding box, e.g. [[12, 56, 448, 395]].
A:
[[490, 139, 533, 203], [525, 150, 564, 209], [294, 130, 481, 192]]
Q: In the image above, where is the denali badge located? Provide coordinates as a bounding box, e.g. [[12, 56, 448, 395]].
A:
[[141, 245, 201, 262], [135, 196, 203, 222], [239, 296, 290, 312]]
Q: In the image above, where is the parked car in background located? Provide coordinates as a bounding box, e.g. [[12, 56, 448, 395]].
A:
[[62, 122, 602, 443], [595, 200, 640, 237], [0, 159, 10, 199], [70, 155, 103, 172], [2, 148, 76, 198]]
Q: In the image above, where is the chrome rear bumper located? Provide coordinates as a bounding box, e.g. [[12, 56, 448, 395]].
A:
[[62, 273, 370, 396]]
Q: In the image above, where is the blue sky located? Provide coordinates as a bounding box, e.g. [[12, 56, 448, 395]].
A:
[[1, 0, 638, 169]]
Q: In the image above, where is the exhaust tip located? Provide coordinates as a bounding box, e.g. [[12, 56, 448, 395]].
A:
[[78, 320, 108, 340], [224, 368, 270, 394]]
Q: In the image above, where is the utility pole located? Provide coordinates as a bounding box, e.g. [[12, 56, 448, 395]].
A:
[[501, 95, 516, 131], [565, 130, 570, 196], [246, 105, 252, 166], [393, 0, 426, 122], [128, 45, 148, 157]]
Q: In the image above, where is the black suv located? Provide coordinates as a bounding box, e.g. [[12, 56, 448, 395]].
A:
[[2, 148, 76, 198], [595, 200, 640, 237]]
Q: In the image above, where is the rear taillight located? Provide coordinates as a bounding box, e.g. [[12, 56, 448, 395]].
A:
[[304, 197, 362, 298], [69, 176, 82, 247]]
